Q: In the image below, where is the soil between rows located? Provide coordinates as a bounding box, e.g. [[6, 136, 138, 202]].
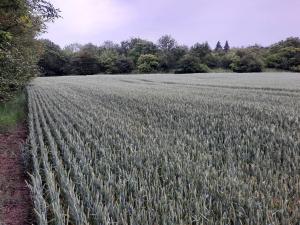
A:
[[0, 123, 32, 225]]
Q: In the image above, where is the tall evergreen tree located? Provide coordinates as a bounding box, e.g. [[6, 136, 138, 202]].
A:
[[215, 41, 223, 52], [224, 41, 230, 52]]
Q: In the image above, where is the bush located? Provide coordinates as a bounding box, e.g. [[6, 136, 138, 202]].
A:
[[70, 53, 102, 75], [290, 65, 300, 72], [230, 51, 264, 72], [137, 54, 159, 73], [175, 55, 210, 73], [190, 42, 211, 58], [157, 46, 188, 72], [266, 47, 300, 71], [0, 44, 39, 101], [220, 52, 239, 69], [99, 50, 134, 74], [128, 39, 158, 64], [197, 64, 210, 73], [0, 0, 59, 101], [204, 53, 222, 68], [115, 56, 134, 74], [99, 51, 119, 74]]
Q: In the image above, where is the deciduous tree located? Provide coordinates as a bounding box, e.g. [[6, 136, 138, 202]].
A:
[[0, 0, 59, 101], [137, 54, 159, 73]]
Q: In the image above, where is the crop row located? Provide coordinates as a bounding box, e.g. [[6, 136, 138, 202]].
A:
[[26, 76, 300, 224]]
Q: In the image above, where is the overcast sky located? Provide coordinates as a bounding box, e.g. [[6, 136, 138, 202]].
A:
[[42, 0, 300, 48]]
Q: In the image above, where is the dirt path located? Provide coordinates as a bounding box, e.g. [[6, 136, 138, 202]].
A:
[[0, 124, 32, 225]]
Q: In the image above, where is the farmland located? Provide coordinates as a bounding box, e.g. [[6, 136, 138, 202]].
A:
[[27, 73, 300, 225]]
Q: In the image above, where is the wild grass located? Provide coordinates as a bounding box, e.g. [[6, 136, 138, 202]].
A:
[[0, 92, 26, 132]]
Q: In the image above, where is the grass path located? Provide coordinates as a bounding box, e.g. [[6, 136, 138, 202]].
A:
[[0, 93, 32, 225], [0, 93, 26, 133]]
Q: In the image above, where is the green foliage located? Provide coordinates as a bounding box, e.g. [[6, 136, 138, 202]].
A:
[[269, 37, 300, 53], [188, 42, 212, 72], [198, 63, 210, 73], [190, 42, 211, 59], [137, 54, 159, 73], [230, 50, 264, 72], [221, 52, 239, 69], [63, 43, 82, 55], [115, 56, 134, 74], [0, 43, 40, 100], [171, 45, 189, 61], [158, 35, 177, 51], [203, 53, 222, 68], [70, 53, 101, 75], [265, 38, 300, 71], [98, 50, 134, 74], [290, 65, 300, 72], [39, 36, 300, 76], [175, 54, 210, 73], [157, 35, 179, 72], [158, 44, 188, 72], [38, 39, 69, 76], [0, 0, 59, 101], [266, 47, 300, 71], [0, 31, 12, 42], [128, 39, 158, 64], [204, 51, 238, 69], [99, 50, 119, 74]]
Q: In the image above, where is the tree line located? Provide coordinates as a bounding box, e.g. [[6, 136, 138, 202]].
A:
[[1, 1, 300, 102], [38, 36, 300, 76]]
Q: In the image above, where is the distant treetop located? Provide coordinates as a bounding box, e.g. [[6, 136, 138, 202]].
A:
[[224, 41, 230, 52], [215, 41, 223, 52]]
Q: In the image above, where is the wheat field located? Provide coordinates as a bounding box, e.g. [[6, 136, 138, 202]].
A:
[[26, 73, 300, 225]]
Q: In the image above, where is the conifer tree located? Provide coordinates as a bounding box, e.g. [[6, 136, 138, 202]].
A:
[[224, 41, 230, 52], [215, 41, 223, 52]]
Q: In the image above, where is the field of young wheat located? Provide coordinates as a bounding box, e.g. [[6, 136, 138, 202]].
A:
[[26, 73, 300, 225]]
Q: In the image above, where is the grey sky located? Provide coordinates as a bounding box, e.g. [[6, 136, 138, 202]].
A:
[[42, 0, 300, 47]]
